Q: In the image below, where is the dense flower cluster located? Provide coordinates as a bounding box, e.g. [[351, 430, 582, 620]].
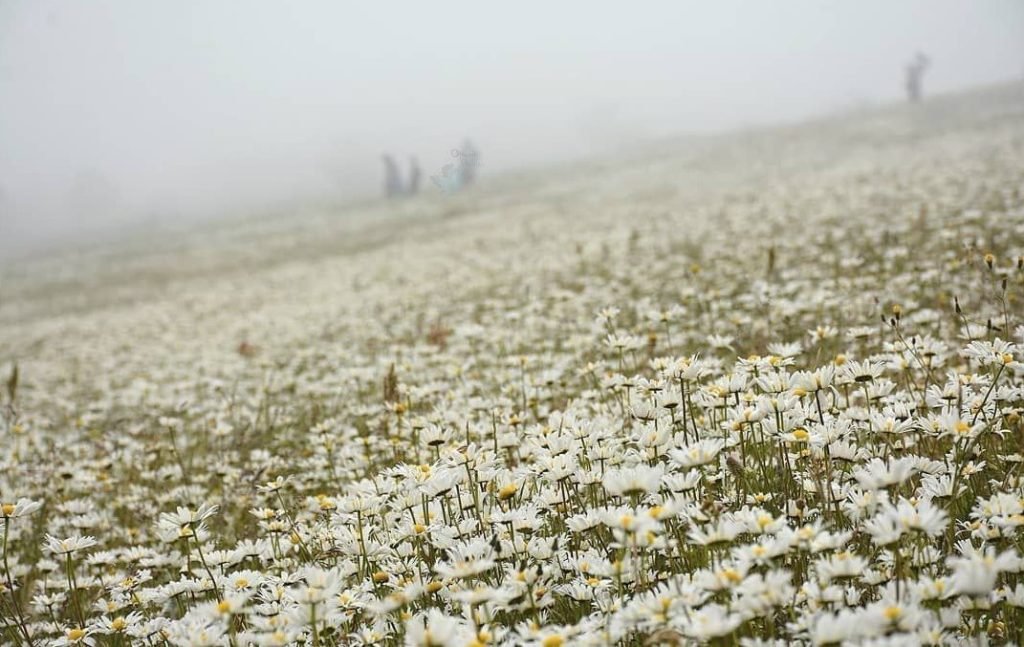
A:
[[2, 87, 1024, 645]]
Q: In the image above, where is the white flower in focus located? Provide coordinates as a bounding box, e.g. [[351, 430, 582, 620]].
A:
[[0, 498, 43, 519], [44, 534, 98, 555]]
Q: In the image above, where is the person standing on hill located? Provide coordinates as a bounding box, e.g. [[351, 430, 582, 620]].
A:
[[407, 157, 421, 196], [905, 52, 930, 103], [457, 139, 479, 186], [382, 154, 403, 198]]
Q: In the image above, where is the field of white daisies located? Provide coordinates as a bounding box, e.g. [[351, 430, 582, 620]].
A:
[[3, 84, 1024, 646]]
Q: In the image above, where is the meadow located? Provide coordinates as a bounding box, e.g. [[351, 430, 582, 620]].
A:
[[2, 84, 1024, 645]]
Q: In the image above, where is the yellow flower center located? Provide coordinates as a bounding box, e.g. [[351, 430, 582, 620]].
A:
[[883, 606, 903, 621]]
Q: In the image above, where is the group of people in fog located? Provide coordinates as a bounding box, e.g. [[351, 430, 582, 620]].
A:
[[380, 56, 928, 200], [382, 139, 479, 199]]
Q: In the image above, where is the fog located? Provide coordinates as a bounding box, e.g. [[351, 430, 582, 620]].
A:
[[1, 0, 1023, 255]]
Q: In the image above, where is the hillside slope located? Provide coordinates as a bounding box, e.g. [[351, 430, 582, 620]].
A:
[[1, 82, 1024, 645]]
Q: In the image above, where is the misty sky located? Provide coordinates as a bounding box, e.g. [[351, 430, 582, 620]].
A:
[[1, 1, 1023, 250]]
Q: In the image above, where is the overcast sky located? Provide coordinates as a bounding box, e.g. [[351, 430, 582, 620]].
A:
[[1, 1, 1023, 250]]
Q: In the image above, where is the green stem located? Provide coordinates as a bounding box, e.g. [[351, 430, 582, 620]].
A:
[[2, 519, 34, 646]]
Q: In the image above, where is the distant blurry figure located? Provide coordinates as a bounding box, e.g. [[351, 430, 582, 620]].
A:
[[430, 140, 481, 195], [407, 157, 421, 196], [905, 52, 930, 103], [458, 139, 479, 186], [431, 159, 463, 195], [382, 154, 404, 198]]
